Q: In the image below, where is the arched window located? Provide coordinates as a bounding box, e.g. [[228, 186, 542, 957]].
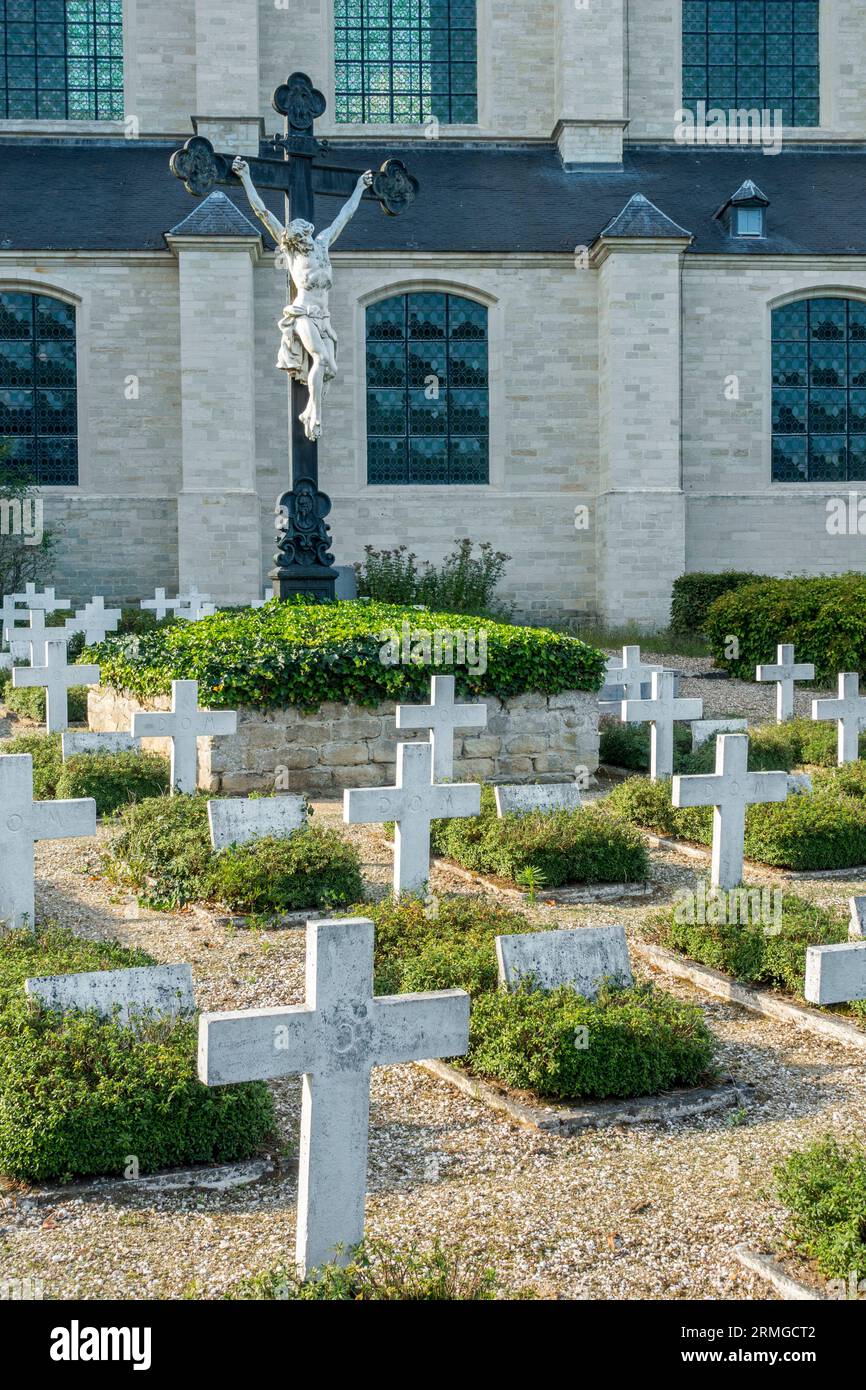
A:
[[0, 291, 78, 486], [1, 0, 124, 121], [772, 297, 866, 482], [366, 291, 489, 485], [335, 0, 477, 125], [682, 1, 819, 127]]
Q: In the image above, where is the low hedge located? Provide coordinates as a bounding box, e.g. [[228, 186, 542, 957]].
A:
[[104, 794, 363, 914], [428, 785, 649, 886], [0, 927, 275, 1182], [669, 571, 762, 635], [601, 716, 860, 778], [2, 731, 63, 798], [4, 681, 89, 724], [648, 892, 860, 1009], [599, 719, 693, 773], [89, 599, 607, 710], [364, 896, 716, 1102], [607, 770, 866, 871], [0, 735, 170, 814], [775, 1137, 866, 1282], [703, 573, 866, 684]]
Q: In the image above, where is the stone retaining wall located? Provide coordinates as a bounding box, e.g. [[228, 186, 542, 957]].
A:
[[88, 688, 599, 796]]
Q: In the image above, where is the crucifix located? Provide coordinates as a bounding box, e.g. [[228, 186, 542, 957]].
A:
[[169, 72, 419, 603]]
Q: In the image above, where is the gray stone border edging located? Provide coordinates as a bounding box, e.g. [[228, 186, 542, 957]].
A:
[[634, 941, 866, 1050], [416, 1058, 748, 1134], [644, 832, 866, 882], [733, 1245, 829, 1301]]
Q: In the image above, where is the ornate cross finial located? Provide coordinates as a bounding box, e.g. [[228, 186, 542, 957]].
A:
[[272, 72, 326, 131], [169, 136, 231, 199]]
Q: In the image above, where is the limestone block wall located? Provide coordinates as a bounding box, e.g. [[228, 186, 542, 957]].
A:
[[88, 687, 599, 796]]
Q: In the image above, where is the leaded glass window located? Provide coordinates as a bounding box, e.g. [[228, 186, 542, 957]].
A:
[[1, 0, 124, 121], [772, 298, 866, 482], [682, 1, 820, 127], [0, 291, 78, 485], [366, 292, 488, 484], [335, 0, 477, 124]]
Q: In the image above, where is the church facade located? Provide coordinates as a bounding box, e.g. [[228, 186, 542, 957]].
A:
[[2, 1, 866, 626]]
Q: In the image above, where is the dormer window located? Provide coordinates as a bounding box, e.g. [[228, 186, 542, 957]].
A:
[[715, 181, 769, 240]]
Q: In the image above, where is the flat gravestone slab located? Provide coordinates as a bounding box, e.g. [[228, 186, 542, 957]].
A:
[[207, 795, 307, 850], [851, 897, 866, 938], [496, 925, 633, 999], [25, 964, 194, 1026], [494, 784, 582, 817], [62, 732, 139, 759], [804, 942, 866, 1005], [691, 718, 748, 750]]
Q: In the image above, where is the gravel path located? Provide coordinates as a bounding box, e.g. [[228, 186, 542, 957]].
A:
[[1, 804, 863, 1301], [603, 649, 835, 724]]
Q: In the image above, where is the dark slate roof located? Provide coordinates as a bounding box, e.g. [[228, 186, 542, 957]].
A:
[[1, 138, 866, 256], [727, 178, 769, 206], [167, 189, 261, 238], [599, 192, 692, 240]]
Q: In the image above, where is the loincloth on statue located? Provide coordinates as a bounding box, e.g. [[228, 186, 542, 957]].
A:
[[277, 304, 338, 382]]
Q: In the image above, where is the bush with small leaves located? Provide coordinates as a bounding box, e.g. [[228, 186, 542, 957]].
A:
[[226, 1239, 502, 1301], [56, 750, 170, 817], [775, 1137, 866, 1281], [5, 681, 89, 725], [1, 730, 62, 799], [0, 927, 274, 1183]]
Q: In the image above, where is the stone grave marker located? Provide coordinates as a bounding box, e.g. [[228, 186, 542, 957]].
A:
[[14, 584, 70, 612], [850, 897, 866, 939], [395, 675, 487, 782], [494, 783, 582, 817], [672, 734, 789, 890], [606, 646, 664, 701], [812, 673, 866, 765], [208, 795, 308, 850], [691, 718, 748, 750], [61, 731, 140, 759], [174, 588, 216, 622], [141, 588, 181, 621], [132, 679, 237, 794], [198, 916, 470, 1277], [12, 638, 100, 733], [65, 596, 121, 647], [756, 643, 815, 723], [344, 741, 480, 894], [25, 964, 194, 1026], [805, 941, 866, 1006], [5, 607, 62, 666], [0, 754, 97, 929], [622, 670, 703, 778], [496, 924, 633, 999]]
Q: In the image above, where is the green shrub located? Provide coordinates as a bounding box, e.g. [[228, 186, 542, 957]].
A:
[[599, 718, 692, 772], [207, 828, 364, 915], [1, 730, 62, 798], [369, 894, 528, 999], [56, 750, 171, 816], [90, 599, 606, 710], [669, 571, 762, 635], [703, 573, 866, 684], [429, 785, 648, 886], [677, 719, 864, 775], [355, 539, 511, 618], [468, 981, 715, 1101], [5, 681, 89, 724], [0, 926, 274, 1183], [104, 794, 363, 914], [227, 1239, 501, 1301], [607, 771, 866, 871], [651, 892, 849, 997], [775, 1137, 866, 1281]]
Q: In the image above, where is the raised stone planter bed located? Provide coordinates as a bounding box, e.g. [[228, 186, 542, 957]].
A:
[[418, 1058, 748, 1134], [634, 941, 866, 1051], [733, 1245, 830, 1301], [88, 687, 598, 795]]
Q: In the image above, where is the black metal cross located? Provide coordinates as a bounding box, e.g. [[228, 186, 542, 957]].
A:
[[169, 72, 419, 602]]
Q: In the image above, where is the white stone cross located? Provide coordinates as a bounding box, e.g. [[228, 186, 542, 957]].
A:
[[672, 734, 789, 890], [198, 916, 470, 1277], [812, 673, 866, 765], [174, 588, 216, 622], [622, 670, 703, 779], [0, 754, 96, 929], [141, 588, 181, 621], [756, 643, 815, 722], [395, 675, 487, 781], [344, 742, 480, 894], [805, 941, 866, 1005], [132, 679, 237, 794], [12, 638, 100, 733], [606, 645, 664, 701], [65, 596, 121, 647], [4, 607, 63, 666], [14, 583, 70, 612]]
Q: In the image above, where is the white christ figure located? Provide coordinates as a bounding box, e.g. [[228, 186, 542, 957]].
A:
[[233, 156, 373, 443]]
